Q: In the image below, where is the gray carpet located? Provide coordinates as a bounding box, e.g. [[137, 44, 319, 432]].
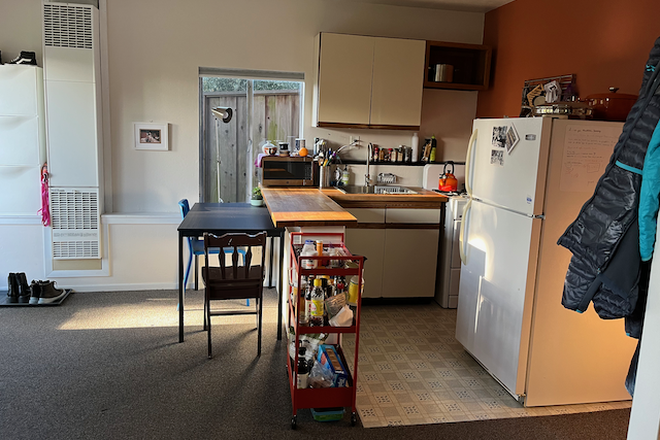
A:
[[0, 289, 630, 440]]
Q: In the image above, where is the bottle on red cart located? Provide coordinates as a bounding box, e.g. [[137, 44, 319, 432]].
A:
[[304, 275, 315, 325], [309, 278, 325, 326], [301, 240, 317, 269], [298, 276, 308, 325]]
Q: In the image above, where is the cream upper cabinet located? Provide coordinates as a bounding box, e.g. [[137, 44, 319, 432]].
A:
[[315, 33, 374, 126], [370, 37, 425, 127], [314, 33, 425, 130]]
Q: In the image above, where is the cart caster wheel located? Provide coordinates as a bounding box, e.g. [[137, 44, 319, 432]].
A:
[[291, 416, 297, 429], [351, 412, 357, 426]]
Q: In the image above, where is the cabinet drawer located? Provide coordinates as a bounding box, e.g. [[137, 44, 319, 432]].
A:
[[386, 208, 440, 224], [347, 208, 385, 224]]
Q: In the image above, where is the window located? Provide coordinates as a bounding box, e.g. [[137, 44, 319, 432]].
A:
[[199, 70, 304, 202]]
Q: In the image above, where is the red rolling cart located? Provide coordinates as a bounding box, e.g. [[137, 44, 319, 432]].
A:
[[286, 232, 364, 428]]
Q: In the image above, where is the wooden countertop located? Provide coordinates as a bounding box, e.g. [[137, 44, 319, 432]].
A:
[[322, 187, 447, 209], [261, 187, 447, 227], [261, 187, 357, 227]]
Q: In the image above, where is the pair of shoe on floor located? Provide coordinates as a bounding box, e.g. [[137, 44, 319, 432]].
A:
[[7, 273, 66, 305], [0, 50, 38, 66]]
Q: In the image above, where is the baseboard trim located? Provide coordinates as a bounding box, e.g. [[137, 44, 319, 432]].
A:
[[57, 282, 177, 293]]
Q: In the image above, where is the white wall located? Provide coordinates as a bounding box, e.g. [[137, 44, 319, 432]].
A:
[[106, 0, 483, 212], [0, 0, 483, 290]]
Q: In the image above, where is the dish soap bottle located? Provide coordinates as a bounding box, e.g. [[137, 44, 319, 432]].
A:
[[341, 167, 350, 186]]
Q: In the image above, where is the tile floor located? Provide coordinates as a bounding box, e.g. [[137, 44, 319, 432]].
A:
[[341, 302, 631, 428]]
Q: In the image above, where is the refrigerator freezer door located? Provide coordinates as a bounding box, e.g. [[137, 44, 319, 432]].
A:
[[456, 199, 541, 397], [524, 118, 635, 406], [468, 118, 552, 216]]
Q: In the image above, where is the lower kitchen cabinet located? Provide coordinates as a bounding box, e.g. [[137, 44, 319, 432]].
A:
[[383, 228, 439, 298], [345, 207, 441, 299]]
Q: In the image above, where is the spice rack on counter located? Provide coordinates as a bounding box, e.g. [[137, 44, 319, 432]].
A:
[[287, 232, 364, 428]]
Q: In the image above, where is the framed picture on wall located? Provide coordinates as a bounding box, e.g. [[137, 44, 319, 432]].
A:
[[134, 123, 169, 151]]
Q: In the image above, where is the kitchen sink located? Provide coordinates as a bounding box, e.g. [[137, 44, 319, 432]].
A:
[[335, 185, 417, 195]]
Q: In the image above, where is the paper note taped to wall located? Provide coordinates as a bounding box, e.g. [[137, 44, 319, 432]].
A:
[[560, 125, 620, 192]]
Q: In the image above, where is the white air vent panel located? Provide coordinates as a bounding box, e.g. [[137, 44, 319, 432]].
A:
[[44, 4, 93, 49], [50, 187, 101, 259]]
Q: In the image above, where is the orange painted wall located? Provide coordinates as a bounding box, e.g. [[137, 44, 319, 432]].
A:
[[477, 0, 660, 118]]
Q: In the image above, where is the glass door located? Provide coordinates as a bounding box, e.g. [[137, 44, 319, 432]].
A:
[[200, 76, 303, 202]]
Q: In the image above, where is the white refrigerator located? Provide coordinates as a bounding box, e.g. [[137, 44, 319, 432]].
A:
[[456, 117, 637, 406]]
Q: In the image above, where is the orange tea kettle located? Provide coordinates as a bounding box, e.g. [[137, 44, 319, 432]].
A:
[[439, 161, 458, 192]]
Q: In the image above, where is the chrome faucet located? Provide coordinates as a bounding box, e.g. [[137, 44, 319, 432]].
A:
[[365, 143, 373, 187]]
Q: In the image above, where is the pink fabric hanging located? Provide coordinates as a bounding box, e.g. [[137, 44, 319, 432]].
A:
[[38, 164, 50, 227]]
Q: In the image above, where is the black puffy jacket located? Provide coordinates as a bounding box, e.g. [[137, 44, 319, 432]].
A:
[[558, 37, 660, 332]]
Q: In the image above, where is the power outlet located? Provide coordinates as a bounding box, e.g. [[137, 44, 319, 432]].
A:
[[349, 135, 360, 145]]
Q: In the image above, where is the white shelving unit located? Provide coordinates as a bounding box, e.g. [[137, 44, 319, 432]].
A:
[[0, 65, 46, 216]]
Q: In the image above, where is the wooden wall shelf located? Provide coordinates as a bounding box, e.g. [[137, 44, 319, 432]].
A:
[[424, 41, 492, 91]]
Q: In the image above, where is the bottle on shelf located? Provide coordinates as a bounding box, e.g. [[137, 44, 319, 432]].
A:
[[411, 132, 419, 162], [429, 135, 437, 163], [309, 278, 325, 326]]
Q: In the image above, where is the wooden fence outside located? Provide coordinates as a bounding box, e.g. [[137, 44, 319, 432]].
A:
[[203, 90, 300, 202]]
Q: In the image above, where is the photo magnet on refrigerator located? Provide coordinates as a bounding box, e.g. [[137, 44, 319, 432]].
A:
[[505, 124, 520, 154]]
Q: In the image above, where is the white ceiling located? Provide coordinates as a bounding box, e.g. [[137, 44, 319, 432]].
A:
[[348, 0, 514, 12]]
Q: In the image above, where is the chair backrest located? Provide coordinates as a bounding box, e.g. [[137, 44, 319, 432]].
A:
[[178, 199, 190, 219], [203, 232, 267, 299], [178, 199, 194, 252]]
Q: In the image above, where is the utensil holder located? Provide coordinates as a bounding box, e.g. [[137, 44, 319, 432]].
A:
[[319, 166, 331, 189]]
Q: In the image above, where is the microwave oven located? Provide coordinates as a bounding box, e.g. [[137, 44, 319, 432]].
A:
[[261, 156, 316, 187]]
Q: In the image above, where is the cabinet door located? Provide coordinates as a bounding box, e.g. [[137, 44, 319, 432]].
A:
[[0, 166, 41, 214], [0, 65, 41, 116], [370, 37, 425, 127], [345, 228, 385, 299], [0, 116, 42, 166], [316, 33, 374, 125], [382, 228, 439, 298]]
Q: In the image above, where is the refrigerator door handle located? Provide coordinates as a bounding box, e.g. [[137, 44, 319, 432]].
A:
[[459, 198, 471, 265], [464, 128, 478, 198], [460, 128, 478, 265]]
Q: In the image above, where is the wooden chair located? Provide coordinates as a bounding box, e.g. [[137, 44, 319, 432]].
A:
[[202, 232, 266, 359]]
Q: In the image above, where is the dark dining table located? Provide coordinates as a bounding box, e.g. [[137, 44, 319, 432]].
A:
[[177, 202, 284, 343]]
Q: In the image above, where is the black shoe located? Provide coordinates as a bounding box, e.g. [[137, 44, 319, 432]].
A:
[[16, 273, 30, 303], [38, 280, 66, 304], [8, 51, 37, 66], [29, 280, 42, 305], [7, 273, 19, 303]]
